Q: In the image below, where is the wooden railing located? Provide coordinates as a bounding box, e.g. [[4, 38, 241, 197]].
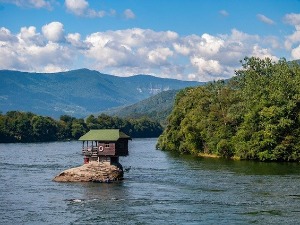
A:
[[82, 146, 98, 156], [81, 146, 117, 156]]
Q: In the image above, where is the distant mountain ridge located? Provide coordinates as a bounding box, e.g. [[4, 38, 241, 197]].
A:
[[103, 89, 180, 126], [0, 69, 202, 118]]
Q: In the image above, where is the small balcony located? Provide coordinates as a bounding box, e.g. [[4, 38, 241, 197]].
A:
[[82, 146, 98, 156], [82, 145, 116, 156]]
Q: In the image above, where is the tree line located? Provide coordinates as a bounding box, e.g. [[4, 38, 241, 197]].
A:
[[157, 57, 300, 162], [0, 112, 163, 143]]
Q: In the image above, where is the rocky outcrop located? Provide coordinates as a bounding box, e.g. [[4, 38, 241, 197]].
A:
[[53, 162, 124, 182]]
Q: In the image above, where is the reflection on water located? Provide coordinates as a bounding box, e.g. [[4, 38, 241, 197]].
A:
[[0, 139, 299, 224], [174, 153, 300, 175]]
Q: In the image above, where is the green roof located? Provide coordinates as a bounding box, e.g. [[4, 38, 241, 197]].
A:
[[78, 129, 131, 141]]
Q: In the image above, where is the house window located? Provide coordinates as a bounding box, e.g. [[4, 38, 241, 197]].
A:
[[105, 143, 110, 148]]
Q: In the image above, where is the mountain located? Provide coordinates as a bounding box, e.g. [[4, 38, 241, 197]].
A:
[[0, 69, 201, 118], [103, 89, 180, 126]]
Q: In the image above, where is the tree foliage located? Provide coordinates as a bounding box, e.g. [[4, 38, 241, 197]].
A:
[[86, 114, 163, 138], [157, 57, 300, 161], [0, 112, 163, 143]]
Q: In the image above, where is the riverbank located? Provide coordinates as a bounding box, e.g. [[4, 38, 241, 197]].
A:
[[197, 152, 241, 160]]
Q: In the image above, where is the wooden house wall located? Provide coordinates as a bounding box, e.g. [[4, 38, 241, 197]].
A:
[[97, 142, 116, 156], [96, 139, 129, 156]]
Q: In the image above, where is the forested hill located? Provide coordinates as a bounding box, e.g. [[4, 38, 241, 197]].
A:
[[0, 69, 201, 118], [103, 89, 179, 127], [157, 57, 300, 162]]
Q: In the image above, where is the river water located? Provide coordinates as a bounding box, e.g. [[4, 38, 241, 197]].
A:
[[0, 138, 299, 224]]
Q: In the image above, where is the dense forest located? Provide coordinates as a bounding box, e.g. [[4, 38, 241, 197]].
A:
[[157, 57, 300, 162], [0, 112, 163, 143]]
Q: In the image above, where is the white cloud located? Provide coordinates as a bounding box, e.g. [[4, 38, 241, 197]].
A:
[[252, 45, 278, 61], [64, 0, 114, 18], [124, 9, 135, 19], [262, 36, 280, 49], [0, 24, 74, 72], [0, 42, 20, 69], [283, 13, 300, 26], [43, 64, 67, 73], [148, 47, 173, 65], [83, 28, 237, 80], [0, 0, 53, 9], [283, 13, 300, 60], [29, 0, 52, 9], [83, 28, 179, 72], [26, 42, 70, 65], [285, 27, 300, 55], [291, 45, 300, 59], [191, 57, 222, 75], [0, 23, 291, 81], [18, 26, 44, 46], [229, 29, 260, 42], [66, 32, 90, 49], [20, 26, 37, 40], [219, 10, 229, 17], [257, 14, 275, 25], [173, 43, 190, 55], [0, 27, 18, 42], [42, 21, 65, 42], [65, 0, 88, 16], [198, 33, 224, 55]]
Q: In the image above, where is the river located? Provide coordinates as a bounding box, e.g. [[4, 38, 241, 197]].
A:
[[0, 138, 299, 224]]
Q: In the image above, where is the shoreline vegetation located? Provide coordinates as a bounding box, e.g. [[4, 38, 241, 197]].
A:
[[197, 153, 242, 161], [0, 112, 163, 143], [157, 57, 300, 162], [197, 153, 221, 159]]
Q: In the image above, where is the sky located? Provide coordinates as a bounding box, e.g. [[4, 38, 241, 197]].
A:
[[0, 0, 300, 81]]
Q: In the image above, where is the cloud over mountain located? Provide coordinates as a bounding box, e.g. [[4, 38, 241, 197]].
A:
[[1, 13, 300, 81]]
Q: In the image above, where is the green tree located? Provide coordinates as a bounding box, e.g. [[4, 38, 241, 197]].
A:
[[157, 57, 300, 161], [57, 115, 75, 140], [31, 115, 58, 142], [71, 118, 88, 139]]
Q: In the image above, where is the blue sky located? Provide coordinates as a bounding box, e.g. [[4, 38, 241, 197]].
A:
[[0, 0, 300, 81]]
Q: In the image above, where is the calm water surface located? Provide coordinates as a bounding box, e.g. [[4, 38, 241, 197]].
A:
[[0, 138, 299, 224]]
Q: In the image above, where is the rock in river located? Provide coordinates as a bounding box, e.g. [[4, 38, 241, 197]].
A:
[[53, 161, 124, 182]]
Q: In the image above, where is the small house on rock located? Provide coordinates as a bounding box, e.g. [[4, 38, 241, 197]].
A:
[[79, 129, 131, 165], [53, 129, 131, 183]]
